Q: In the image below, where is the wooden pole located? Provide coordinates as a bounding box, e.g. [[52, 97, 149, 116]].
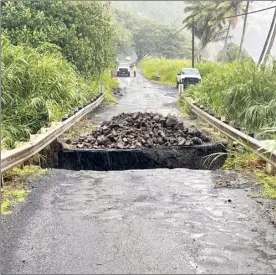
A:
[[192, 17, 195, 68]]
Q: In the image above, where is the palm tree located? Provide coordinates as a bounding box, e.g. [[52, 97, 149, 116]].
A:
[[238, 0, 251, 60], [215, 0, 245, 48], [258, 6, 276, 66], [262, 7, 276, 66], [183, 1, 228, 60]]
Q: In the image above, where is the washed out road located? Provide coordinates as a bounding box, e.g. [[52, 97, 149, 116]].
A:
[[1, 72, 276, 274]]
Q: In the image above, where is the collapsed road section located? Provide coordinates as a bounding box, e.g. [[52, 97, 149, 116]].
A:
[[58, 112, 227, 170]]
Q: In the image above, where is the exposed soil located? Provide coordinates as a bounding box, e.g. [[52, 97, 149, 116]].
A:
[[69, 112, 212, 149]]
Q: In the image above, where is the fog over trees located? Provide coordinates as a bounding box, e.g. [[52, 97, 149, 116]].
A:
[[113, 1, 276, 61]]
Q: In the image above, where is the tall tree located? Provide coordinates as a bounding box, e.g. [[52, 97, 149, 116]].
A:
[[115, 9, 192, 61], [183, 1, 228, 60], [262, 7, 276, 66], [258, 7, 276, 66], [1, 0, 115, 76], [214, 0, 244, 48], [217, 42, 251, 62], [238, 0, 250, 60]]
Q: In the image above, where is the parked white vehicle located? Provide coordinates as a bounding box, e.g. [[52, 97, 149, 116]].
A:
[[176, 68, 201, 88], [125, 56, 131, 61]]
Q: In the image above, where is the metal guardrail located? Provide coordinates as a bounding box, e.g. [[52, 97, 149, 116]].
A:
[[178, 84, 276, 174], [1, 94, 104, 173]]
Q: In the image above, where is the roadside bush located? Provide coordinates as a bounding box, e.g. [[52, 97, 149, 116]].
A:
[[217, 42, 251, 63], [187, 61, 276, 131], [1, 0, 115, 76], [1, 39, 117, 149]]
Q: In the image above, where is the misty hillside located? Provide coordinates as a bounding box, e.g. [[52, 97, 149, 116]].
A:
[[113, 1, 276, 61], [112, 1, 185, 27]]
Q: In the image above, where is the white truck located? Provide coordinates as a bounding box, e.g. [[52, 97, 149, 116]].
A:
[[176, 68, 201, 88]]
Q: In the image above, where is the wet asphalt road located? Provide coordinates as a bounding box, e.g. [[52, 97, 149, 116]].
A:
[[1, 73, 276, 274], [90, 70, 181, 123]]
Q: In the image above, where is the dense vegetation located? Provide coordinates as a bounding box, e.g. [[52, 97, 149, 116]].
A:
[[2, 0, 275, 148], [139, 1, 276, 132], [1, 1, 119, 149], [2, 0, 115, 76], [140, 58, 276, 132], [217, 42, 251, 62], [187, 61, 276, 131]]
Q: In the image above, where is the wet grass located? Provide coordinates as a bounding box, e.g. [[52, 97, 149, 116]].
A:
[[1, 187, 30, 215], [1, 165, 48, 214], [254, 172, 276, 199], [223, 151, 276, 199], [176, 98, 189, 118], [60, 117, 95, 145], [223, 152, 265, 171], [139, 58, 218, 85]]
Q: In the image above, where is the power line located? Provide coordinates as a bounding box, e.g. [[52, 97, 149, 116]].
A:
[[173, 4, 276, 35], [216, 4, 276, 20]]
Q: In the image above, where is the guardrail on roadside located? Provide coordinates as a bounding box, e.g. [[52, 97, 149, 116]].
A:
[[1, 90, 104, 174], [178, 84, 276, 175]]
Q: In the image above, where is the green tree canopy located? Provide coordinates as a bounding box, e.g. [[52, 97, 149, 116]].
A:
[[217, 42, 251, 62], [183, 1, 229, 59], [114, 9, 191, 61], [1, 0, 115, 76]]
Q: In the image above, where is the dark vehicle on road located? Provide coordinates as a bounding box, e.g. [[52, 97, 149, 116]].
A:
[[176, 68, 201, 88], [117, 63, 131, 77]]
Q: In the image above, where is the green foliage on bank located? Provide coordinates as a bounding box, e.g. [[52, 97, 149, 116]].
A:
[[1, 0, 115, 76], [217, 43, 251, 63], [1, 39, 118, 149], [188, 61, 276, 131], [1, 1, 120, 149]]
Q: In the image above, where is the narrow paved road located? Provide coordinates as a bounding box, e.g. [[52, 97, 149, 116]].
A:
[[91, 70, 181, 122], [2, 73, 276, 274]]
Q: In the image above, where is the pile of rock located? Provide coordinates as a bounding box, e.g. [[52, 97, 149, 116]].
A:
[[73, 112, 211, 149]]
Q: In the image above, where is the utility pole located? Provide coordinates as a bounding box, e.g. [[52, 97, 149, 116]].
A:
[[105, 1, 111, 11], [192, 17, 195, 68]]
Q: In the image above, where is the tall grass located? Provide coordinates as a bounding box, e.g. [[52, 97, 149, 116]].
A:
[[187, 61, 276, 131], [1, 39, 118, 149], [139, 58, 218, 84]]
